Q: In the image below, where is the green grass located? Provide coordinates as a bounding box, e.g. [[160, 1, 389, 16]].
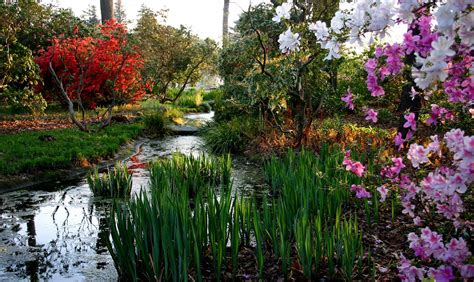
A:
[[0, 123, 143, 175]]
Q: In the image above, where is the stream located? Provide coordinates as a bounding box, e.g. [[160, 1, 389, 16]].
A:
[[0, 112, 265, 281]]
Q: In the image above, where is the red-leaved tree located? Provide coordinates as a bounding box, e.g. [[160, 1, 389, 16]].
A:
[[36, 20, 145, 131]]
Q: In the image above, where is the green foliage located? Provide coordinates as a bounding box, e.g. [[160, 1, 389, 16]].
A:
[[108, 154, 232, 281], [173, 88, 203, 109], [109, 145, 370, 280], [377, 108, 394, 124], [133, 7, 217, 102], [149, 153, 232, 196], [202, 88, 222, 101], [0, 1, 94, 112], [143, 112, 165, 134], [201, 116, 263, 154], [0, 123, 143, 175], [87, 163, 132, 198], [264, 145, 366, 279]]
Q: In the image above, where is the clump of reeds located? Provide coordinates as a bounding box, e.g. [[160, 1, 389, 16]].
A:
[[87, 163, 132, 198]]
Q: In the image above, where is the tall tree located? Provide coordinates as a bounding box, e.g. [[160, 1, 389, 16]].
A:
[[114, 0, 126, 24], [134, 7, 217, 103], [100, 0, 113, 24], [82, 4, 99, 25], [222, 0, 229, 47]]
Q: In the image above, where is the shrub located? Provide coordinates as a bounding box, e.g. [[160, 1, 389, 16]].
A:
[[377, 108, 394, 124], [202, 88, 223, 101], [201, 116, 263, 154], [143, 112, 165, 134], [174, 88, 203, 109], [87, 163, 133, 198]]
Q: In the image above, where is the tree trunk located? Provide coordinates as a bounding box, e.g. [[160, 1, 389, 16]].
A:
[[223, 0, 230, 47], [100, 0, 114, 24], [397, 24, 422, 139]]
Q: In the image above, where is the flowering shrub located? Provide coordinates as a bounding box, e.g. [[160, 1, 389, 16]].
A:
[[36, 20, 145, 110], [273, 0, 473, 280]]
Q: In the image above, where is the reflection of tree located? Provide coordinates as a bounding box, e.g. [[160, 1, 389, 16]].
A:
[[25, 214, 39, 282], [94, 202, 111, 256]]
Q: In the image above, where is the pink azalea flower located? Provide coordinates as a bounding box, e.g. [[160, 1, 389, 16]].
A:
[[404, 113, 417, 131], [365, 108, 378, 123], [351, 185, 372, 199], [377, 185, 388, 202], [407, 143, 430, 168], [460, 265, 474, 278], [343, 151, 366, 177], [394, 132, 405, 150], [398, 255, 425, 281], [413, 216, 423, 226], [391, 157, 406, 174], [341, 89, 355, 110], [430, 266, 454, 282], [427, 135, 442, 157], [444, 129, 465, 153]]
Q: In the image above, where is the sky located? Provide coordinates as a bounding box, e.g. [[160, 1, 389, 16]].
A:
[[42, 0, 268, 42]]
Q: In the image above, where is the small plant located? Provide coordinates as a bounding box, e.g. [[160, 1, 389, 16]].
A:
[[143, 112, 165, 134], [174, 88, 203, 109], [149, 153, 232, 196], [201, 116, 263, 154], [87, 163, 133, 198]]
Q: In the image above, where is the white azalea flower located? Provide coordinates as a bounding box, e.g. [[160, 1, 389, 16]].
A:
[[272, 2, 292, 23], [323, 39, 341, 60], [309, 21, 329, 41], [368, 0, 396, 32], [430, 36, 455, 59], [458, 12, 474, 46], [435, 4, 455, 36], [278, 28, 300, 54], [397, 0, 419, 23], [330, 11, 345, 34]]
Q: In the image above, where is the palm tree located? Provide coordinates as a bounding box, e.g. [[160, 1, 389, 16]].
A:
[[100, 0, 114, 24]]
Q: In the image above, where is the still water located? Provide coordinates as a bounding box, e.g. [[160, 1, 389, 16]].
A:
[[0, 112, 264, 281]]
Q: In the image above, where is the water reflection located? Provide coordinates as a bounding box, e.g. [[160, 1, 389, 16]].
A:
[[0, 112, 267, 280], [0, 183, 117, 281]]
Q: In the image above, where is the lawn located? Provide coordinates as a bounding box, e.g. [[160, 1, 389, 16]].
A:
[[0, 123, 143, 175]]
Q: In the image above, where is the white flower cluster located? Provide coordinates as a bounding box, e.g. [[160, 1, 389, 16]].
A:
[[413, 36, 455, 89], [278, 28, 300, 54], [273, 0, 473, 82], [272, 1, 292, 23], [273, 2, 301, 54]]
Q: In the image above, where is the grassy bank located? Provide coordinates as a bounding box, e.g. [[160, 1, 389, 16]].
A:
[[0, 123, 143, 175]]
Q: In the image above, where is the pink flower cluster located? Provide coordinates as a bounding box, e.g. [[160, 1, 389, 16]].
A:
[[407, 143, 429, 168], [365, 42, 404, 97], [399, 227, 473, 281], [403, 16, 438, 57], [341, 89, 355, 110], [394, 131, 414, 151], [365, 58, 385, 97], [364, 108, 378, 123], [381, 157, 406, 179], [343, 150, 365, 177], [382, 43, 404, 76], [426, 104, 454, 126], [443, 46, 474, 104], [403, 113, 417, 131], [351, 184, 371, 199]]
